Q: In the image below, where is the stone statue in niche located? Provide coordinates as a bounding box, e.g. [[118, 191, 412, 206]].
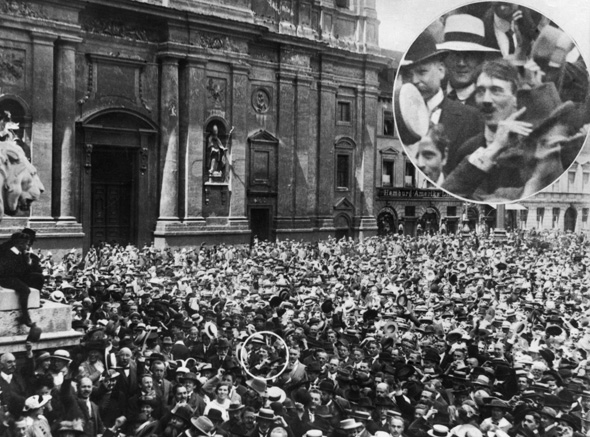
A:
[[206, 124, 234, 183]]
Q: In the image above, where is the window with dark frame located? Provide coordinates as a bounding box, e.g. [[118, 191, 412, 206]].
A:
[[382, 159, 394, 187], [537, 207, 545, 225], [405, 161, 415, 187], [552, 208, 560, 228], [335, 0, 349, 8], [583, 208, 589, 224], [405, 206, 415, 217], [337, 101, 351, 123], [447, 206, 457, 217], [383, 110, 394, 136], [336, 154, 350, 189]]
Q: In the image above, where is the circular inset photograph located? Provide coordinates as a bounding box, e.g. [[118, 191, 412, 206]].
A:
[[394, 1, 590, 203], [237, 331, 290, 381]]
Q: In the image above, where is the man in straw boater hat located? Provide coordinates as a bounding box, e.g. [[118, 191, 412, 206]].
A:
[[438, 14, 501, 110], [399, 29, 483, 177]]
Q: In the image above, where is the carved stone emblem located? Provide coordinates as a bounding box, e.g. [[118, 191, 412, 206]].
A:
[[252, 88, 270, 114]]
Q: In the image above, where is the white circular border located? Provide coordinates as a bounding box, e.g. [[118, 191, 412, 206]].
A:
[[238, 330, 290, 381]]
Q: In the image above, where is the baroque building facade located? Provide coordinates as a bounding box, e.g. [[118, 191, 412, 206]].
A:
[[0, 0, 387, 250]]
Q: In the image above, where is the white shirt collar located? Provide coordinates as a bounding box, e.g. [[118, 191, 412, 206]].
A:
[[447, 83, 476, 103], [0, 372, 12, 383], [427, 89, 444, 113], [484, 125, 496, 146]]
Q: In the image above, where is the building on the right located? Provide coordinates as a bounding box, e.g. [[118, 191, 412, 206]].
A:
[[512, 143, 590, 233]]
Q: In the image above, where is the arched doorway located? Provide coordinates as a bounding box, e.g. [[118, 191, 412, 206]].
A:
[[421, 207, 440, 234], [79, 110, 158, 250], [564, 207, 577, 232], [377, 207, 397, 236]]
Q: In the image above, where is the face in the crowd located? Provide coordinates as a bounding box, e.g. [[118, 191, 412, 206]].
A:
[[329, 358, 340, 373], [175, 386, 188, 403], [310, 391, 322, 407], [352, 349, 364, 363], [389, 417, 405, 437], [216, 384, 229, 401], [446, 51, 485, 90], [79, 377, 93, 400], [243, 412, 256, 430], [289, 348, 300, 365], [0, 353, 16, 374], [475, 72, 516, 128], [517, 376, 529, 391], [257, 418, 273, 432], [416, 135, 446, 182], [491, 407, 505, 422], [402, 60, 445, 101], [366, 342, 379, 357], [14, 420, 28, 437], [523, 414, 540, 432], [118, 348, 133, 368], [140, 402, 154, 418], [375, 383, 389, 397], [338, 344, 350, 358], [557, 421, 574, 437], [152, 362, 166, 381]]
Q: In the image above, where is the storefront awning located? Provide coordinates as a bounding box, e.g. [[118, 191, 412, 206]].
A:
[[488, 203, 528, 211]]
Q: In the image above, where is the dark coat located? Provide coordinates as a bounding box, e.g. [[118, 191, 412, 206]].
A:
[[438, 97, 484, 175]]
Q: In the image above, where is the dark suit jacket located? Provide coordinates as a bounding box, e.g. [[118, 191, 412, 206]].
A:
[[77, 397, 105, 437], [0, 372, 28, 416], [438, 97, 484, 174], [443, 133, 525, 201]]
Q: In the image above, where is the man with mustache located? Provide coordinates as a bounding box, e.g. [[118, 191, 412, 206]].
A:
[[400, 30, 483, 176]]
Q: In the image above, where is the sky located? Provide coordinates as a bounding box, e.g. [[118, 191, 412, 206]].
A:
[[375, 0, 590, 62]]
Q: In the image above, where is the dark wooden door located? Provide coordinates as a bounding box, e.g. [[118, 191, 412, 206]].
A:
[[250, 208, 271, 242], [565, 207, 577, 232], [91, 147, 136, 246]]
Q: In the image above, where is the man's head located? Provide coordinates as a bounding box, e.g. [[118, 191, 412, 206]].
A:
[[475, 59, 519, 128], [416, 125, 449, 182], [402, 60, 446, 102], [117, 347, 133, 367], [389, 417, 405, 437], [0, 353, 16, 374], [446, 52, 485, 90], [493, 2, 519, 20], [78, 377, 93, 400]]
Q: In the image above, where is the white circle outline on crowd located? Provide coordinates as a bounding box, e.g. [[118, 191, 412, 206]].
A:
[[238, 330, 290, 381]]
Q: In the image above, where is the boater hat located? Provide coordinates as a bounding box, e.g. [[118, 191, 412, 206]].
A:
[[438, 14, 501, 53]]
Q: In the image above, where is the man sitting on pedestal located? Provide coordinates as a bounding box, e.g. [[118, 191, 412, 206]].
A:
[[0, 231, 44, 327]]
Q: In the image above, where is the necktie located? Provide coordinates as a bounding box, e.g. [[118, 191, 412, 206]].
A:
[[447, 89, 458, 101], [506, 29, 515, 54]]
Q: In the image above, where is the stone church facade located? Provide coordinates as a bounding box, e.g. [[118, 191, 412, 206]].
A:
[[0, 0, 390, 250]]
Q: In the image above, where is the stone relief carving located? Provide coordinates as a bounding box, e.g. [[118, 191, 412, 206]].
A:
[[252, 88, 270, 114], [0, 0, 48, 19], [206, 78, 226, 110], [81, 16, 159, 42], [193, 32, 240, 52], [0, 49, 25, 86]]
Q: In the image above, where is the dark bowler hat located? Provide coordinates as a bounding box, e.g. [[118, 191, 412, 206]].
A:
[[517, 82, 577, 140], [401, 30, 448, 68]]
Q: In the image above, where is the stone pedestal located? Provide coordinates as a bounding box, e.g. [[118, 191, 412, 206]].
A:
[[0, 292, 82, 353]]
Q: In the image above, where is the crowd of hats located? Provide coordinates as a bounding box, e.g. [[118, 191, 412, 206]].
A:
[[11, 228, 590, 437]]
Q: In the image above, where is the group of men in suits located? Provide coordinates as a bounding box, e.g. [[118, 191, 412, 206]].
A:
[[400, 3, 588, 201]]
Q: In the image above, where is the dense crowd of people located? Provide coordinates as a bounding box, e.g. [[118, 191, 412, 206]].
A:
[[0, 226, 589, 437]]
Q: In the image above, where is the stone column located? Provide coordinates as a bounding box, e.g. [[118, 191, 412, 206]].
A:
[[294, 73, 313, 225], [358, 82, 379, 238], [28, 32, 56, 222], [157, 57, 180, 223], [54, 36, 82, 223], [183, 57, 208, 223], [228, 62, 250, 227], [275, 70, 296, 228], [316, 65, 337, 229]]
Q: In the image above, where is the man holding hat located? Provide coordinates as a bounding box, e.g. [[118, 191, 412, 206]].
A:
[[400, 29, 483, 176]]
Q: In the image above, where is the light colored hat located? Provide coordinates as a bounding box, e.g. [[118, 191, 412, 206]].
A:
[[428, 425, 450, 437], [51, 349, 72, 362], [437, 14, 500, 53], [267, 386, 287, 403], [339, 419, 363, 430], [23, 395, 52, 411], [191, 416, 215, 436]]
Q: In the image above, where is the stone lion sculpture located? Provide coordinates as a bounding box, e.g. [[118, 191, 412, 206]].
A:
[[0, 139, 44, 218]]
